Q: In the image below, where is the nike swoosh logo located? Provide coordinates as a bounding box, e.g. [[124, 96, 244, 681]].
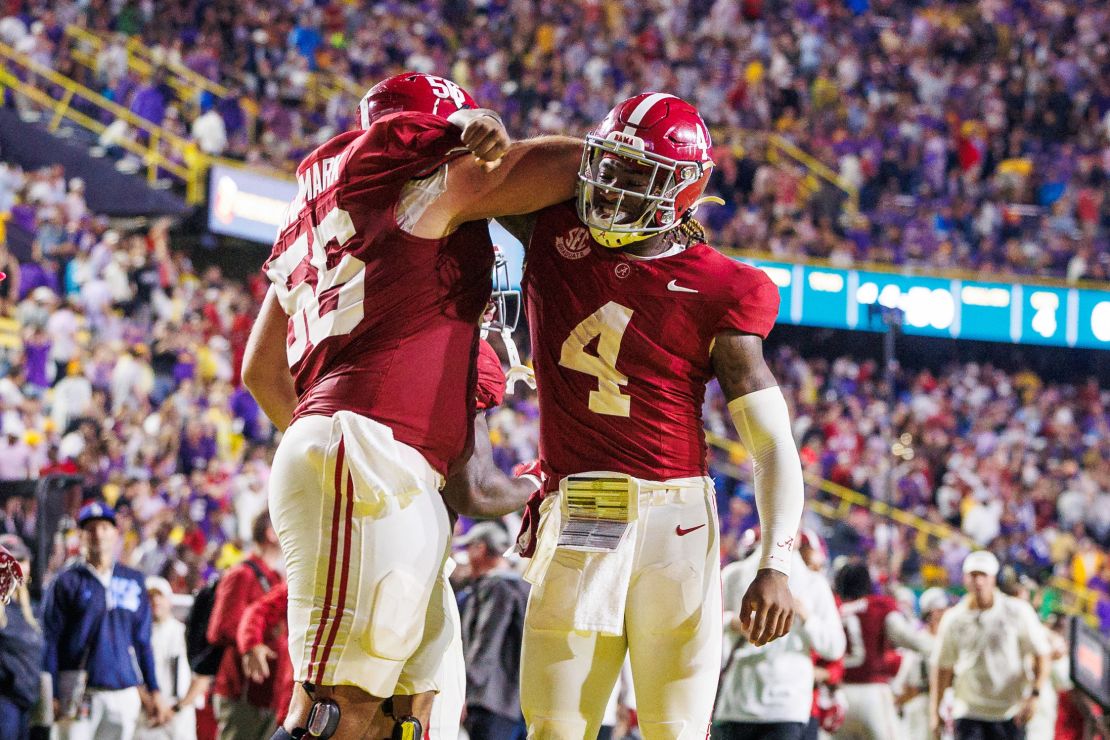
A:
[[667, 279, 698, 293], [675, 524, 706, 537]]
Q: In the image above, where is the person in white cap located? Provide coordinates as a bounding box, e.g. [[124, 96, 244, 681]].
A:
[[136, 576, 205, 740], [891, 587, 949, 740], [930, 551, 1050, 740]]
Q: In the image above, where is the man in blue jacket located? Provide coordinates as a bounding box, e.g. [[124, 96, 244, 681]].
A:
[[42, 502, 173, 740]]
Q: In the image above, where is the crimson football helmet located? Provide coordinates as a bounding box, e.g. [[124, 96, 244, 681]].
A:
[[356, 72, 477, 129], [578, 93, 718, 248]]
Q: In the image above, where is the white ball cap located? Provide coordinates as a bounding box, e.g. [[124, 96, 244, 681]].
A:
[[962, 550, 999, 579], [918, 587, 950, 614]]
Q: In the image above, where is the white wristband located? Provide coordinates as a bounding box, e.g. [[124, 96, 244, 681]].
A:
[[728, 386, 805, 575]]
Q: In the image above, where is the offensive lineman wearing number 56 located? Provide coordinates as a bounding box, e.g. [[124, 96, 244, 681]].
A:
[[499, 93, 805, 739], [242, 72, 581, 740]]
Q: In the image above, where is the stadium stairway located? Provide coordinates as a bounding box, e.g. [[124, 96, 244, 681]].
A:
[[0, 39, 206, 204]]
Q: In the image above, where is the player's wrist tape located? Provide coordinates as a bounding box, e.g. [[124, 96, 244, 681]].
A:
[[728, 386, 805, 576]]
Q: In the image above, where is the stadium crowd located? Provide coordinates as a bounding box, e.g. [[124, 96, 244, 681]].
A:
[[0, 153, 1105, 736], [1, 0, 1108, 278]]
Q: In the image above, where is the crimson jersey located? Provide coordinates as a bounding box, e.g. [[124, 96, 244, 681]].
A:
[[263, 112, 493, 475], [475, 339, 506, 411], [839, 595, 903, 684], [522, 202, 779, 487]]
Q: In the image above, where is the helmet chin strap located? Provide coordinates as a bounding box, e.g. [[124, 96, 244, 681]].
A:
[[692, 195, 725, 209], [501, 327, 536, 394]]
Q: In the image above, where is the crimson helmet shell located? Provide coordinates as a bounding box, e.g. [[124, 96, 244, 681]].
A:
[[578, 92, 715, 247], [356, 72, 477, 129]]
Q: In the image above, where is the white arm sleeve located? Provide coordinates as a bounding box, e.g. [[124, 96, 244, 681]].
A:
[[728, 386, 805, 575], [885, 610, 934, 654]]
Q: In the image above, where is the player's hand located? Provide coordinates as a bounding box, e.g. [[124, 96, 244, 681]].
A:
[[242, 644, 276, 683], [0, 545, 24, 604], [461, 113, 510, 167], [148, 691, 174, 726], [739, 569, 793, 646], [1014, 695, 1038, 726]]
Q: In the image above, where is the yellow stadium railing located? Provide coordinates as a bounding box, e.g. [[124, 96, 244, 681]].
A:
[[0, 40, 207, 203], [706, 431, 1101, 622], [716, 128, 859, 213], [63, 25, 231, 104]]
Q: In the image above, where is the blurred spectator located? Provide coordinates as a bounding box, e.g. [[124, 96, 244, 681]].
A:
[[236, 581, 292, 728], [136, 576, 205, 740], [714, 546, 845, 740], [891, 588, 950, 740], [191, 102, 228, 157], [206, 511, 283, 740], [42, 502, 173, 740], [0, 534, 43, 739], [458, 521, 528, 740], [833, 563, 934, 740], [930, 552, 1050, 740]]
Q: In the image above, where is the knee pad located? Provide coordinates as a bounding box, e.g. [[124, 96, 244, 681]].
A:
[[362, 570, 427, 660], [527, 716, 589, 740], [629, 561, 700, 636], [637, 719, 705, 740]]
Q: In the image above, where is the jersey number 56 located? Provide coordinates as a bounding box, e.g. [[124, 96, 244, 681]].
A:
[[266, 205, 366, 366]]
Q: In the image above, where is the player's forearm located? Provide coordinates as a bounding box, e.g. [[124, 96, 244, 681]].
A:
[[448, 135, 582, 225], [244, 372, 297, 432], [441, 461, 535, 518], [728, 387, 805, 574], [1033, 654, 1050, 692], [931, 666, 953, 719]]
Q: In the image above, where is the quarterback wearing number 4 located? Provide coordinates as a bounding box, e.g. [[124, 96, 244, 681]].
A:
[[499, 93, 805, 739], [243, 72, 580, 740]]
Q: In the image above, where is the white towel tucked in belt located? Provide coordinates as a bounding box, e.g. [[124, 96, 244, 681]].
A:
[[522, 485, 639, 636], [329, 410, 433, 519]]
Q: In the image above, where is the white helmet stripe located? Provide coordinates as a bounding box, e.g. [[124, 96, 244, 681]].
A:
[[359, 97, 370, 129], [621, 93, 676, 136]]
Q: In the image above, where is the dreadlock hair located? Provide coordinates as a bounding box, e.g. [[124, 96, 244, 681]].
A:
[[666, 214, 708, 248]]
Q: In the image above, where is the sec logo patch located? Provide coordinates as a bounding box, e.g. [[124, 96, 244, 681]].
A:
[[555, 228, 591, 260], [614, 263, 631, 278]]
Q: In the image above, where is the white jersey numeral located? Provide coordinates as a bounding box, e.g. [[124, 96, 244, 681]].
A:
[[694, 123, 710, 160], [266, 205, 366, 366], [426, 76, 467, 107], [559, 301, 634, 417], [842, 612, 866, 669]]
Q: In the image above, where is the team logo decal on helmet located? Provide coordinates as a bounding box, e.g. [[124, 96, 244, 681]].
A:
[[577, 93, 721, 248], [356, 72, 477, 129]]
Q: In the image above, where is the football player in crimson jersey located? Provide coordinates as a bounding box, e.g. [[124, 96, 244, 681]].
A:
[[242, 72, 580, 740], [832, 563, 934, 740], [496, 93, 805, 739]]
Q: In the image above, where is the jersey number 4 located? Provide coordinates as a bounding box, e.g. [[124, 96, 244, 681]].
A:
[[559, 301, 634, 417], [266, 205, 366, 366]]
